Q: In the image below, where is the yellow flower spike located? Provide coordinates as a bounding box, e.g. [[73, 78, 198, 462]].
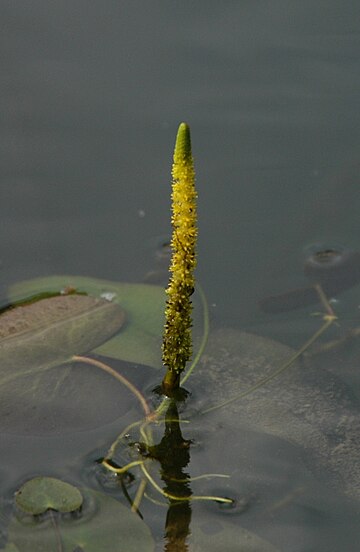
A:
[[162, 123, 198, 395]]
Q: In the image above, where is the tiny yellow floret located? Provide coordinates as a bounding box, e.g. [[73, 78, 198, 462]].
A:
[[162, 123, 197, 387]]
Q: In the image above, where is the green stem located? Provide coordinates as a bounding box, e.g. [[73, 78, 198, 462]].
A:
[[162, 369, 181, 395]]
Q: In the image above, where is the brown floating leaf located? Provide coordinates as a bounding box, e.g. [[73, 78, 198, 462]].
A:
[[0, 294, 125, 385], [9, 276, 166, 369], [0, 294, 126, 433]]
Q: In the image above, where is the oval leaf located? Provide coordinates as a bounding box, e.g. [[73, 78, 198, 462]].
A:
[[0, 294, 125, 386], [9, 276, 166, 369], [16, 477, 83, 515], [0, 293, 126, 433], [193, 328, 360, 501], [9, 487, 154, 552]]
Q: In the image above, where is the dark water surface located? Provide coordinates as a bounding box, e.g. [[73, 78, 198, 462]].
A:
[[1, 2, 360, 551]]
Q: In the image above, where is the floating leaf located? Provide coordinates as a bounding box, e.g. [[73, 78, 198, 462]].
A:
[[0, 275, 164, 433], [192, 328, 360, 501], [0, 294, 125, 386], [0, 291, 131, 433], [7, 487, 154, 552], [0, 354, 156, 434], [15, 477, 83, 515], [9, 275, 166, 369]]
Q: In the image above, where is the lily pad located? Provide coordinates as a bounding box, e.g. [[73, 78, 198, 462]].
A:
[[9, 275, 166, 369], [15, 477, 83, 515], [7, 486, 154, 552], [192, 328, 360, 501]]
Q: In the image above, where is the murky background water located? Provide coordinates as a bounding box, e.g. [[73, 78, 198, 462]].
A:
[[1, 2, 360, 550]]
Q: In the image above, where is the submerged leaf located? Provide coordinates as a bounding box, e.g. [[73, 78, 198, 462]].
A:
[[15, 477, 83, 515], [190, 518, 280, 551], [9, 275, 166, 369], [8, 488, 154, 552], [193, 328, 360, 501]]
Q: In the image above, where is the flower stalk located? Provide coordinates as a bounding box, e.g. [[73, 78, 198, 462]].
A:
[[162, 123, 197, 395]]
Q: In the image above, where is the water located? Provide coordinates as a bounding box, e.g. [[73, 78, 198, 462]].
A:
[[1, 2, 360, 550]]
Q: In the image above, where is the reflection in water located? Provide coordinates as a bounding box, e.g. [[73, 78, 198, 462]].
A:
[[148, 400, 192, 552]]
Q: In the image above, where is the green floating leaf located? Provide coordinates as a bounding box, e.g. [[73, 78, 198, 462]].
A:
[[9, 275, 166, 369], [8, 487, 154, 552], [15, 477, 83, 515]]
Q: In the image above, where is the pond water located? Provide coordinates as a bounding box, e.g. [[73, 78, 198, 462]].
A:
[[1, 2, 360, 551]]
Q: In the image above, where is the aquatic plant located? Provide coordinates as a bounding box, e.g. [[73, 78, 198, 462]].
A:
[[3, 123, 360, 551]]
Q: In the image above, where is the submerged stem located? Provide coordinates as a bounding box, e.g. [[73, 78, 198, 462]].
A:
[[140, 462, 232, 504], [71, 355, 152, 418]]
